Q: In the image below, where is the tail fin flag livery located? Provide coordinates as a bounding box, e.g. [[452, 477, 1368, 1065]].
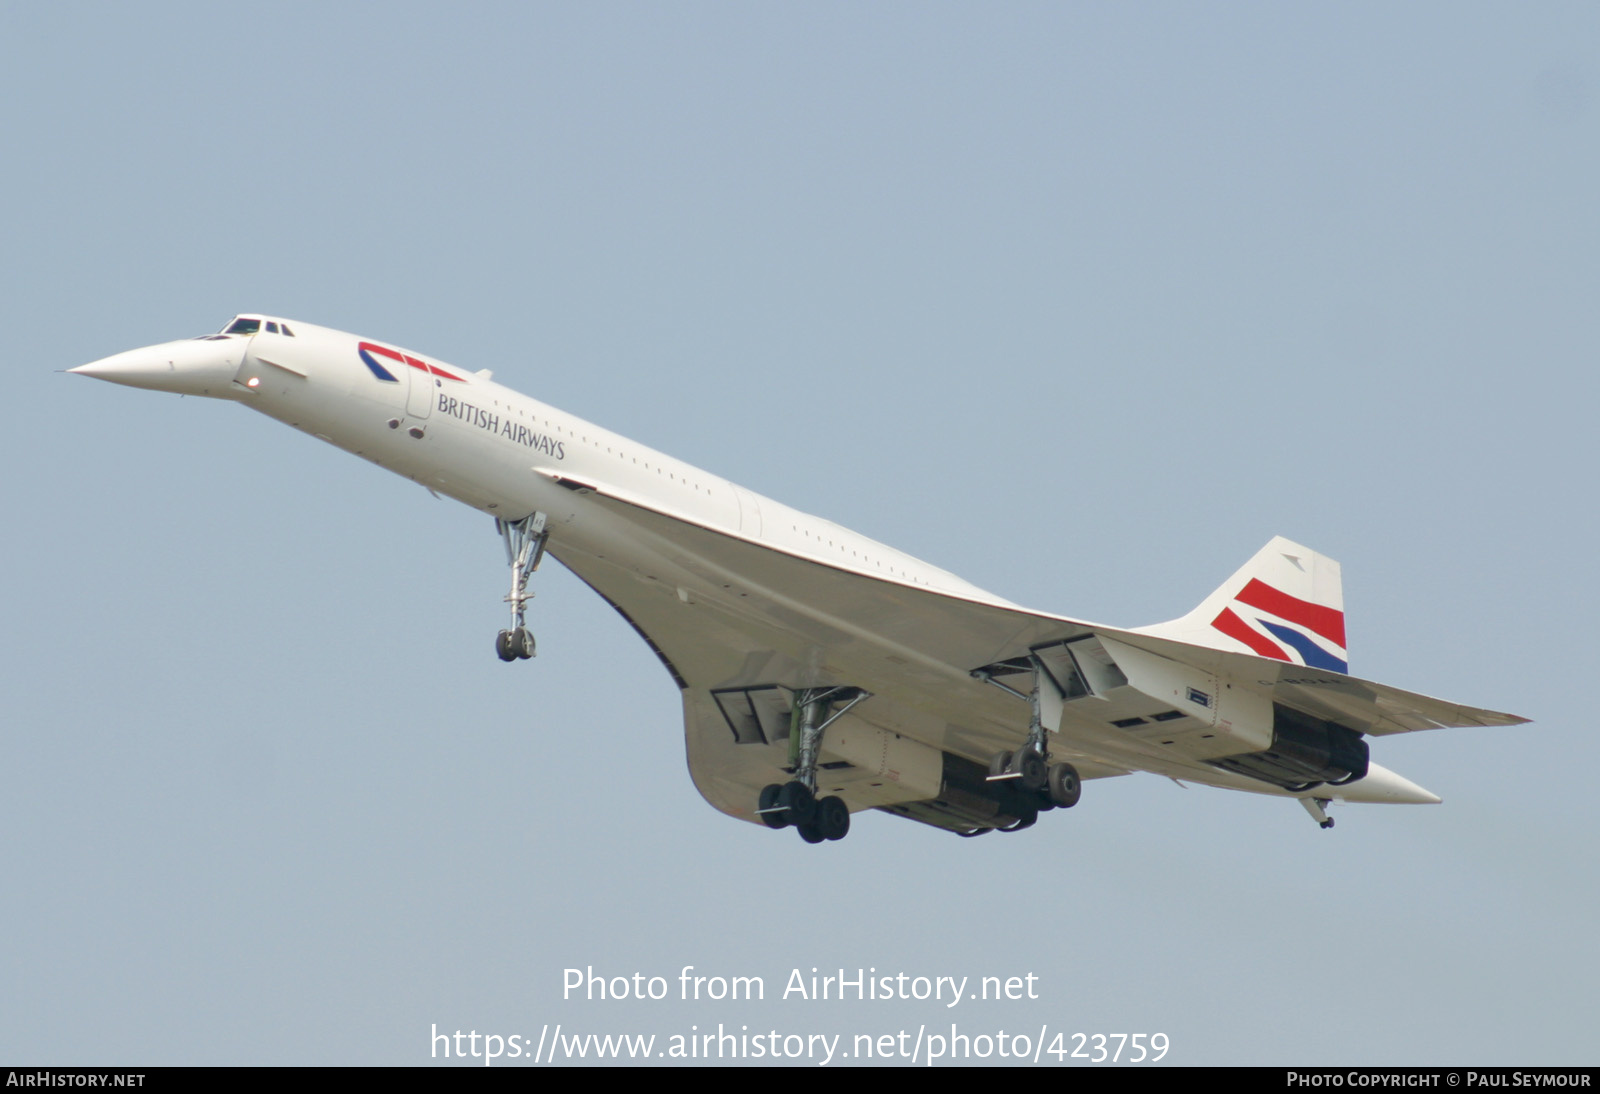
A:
[[1137, 536, 1349, 673], [70, 316, 1528, 842]]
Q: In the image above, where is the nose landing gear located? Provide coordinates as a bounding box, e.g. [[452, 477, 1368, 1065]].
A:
[[495, 512, 548, 662]]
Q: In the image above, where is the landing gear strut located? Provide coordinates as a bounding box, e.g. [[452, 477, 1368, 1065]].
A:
[[974, 656, 1083, 828], [1301, 796, 1336, 829], [495, 512, 548, 662], [756, 686, 869, 844]]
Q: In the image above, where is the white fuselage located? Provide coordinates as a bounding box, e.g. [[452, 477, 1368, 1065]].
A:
[[204, 318, 1005, 605]]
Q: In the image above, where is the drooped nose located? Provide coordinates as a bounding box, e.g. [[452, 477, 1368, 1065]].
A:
[[70, 337, 246, 398]]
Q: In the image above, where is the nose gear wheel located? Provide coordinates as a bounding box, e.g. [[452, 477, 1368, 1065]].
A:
[[495, 627, 535, 661]]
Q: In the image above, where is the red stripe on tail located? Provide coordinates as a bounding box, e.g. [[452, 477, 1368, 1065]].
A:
[[1212, 606, 1290, 661], [1233, 578, 1346, 649]]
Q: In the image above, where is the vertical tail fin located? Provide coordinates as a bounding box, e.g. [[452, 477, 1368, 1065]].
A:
[[1134, 536, 1349, 673]]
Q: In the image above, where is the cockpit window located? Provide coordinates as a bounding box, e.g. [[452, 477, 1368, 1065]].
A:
[[225, 317, 261, 335], [281, 324, 295, 337], [266, 321, 280, 334]]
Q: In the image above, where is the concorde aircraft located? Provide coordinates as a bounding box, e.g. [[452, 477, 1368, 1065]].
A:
[[71, 316, 1526, 842]]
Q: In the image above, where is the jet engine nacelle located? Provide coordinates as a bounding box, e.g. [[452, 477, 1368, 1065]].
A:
[[1093, 636, 1368, 791], [1208, 704, 1370, 791]]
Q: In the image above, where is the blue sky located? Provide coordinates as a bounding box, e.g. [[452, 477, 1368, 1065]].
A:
[[3, 2, 1595, 1065]]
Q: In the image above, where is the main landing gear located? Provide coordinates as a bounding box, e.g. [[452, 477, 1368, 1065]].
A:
[[495, 512, 548, 662], [973, 657, 1083, 832], [756, 687, 870, 845]]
